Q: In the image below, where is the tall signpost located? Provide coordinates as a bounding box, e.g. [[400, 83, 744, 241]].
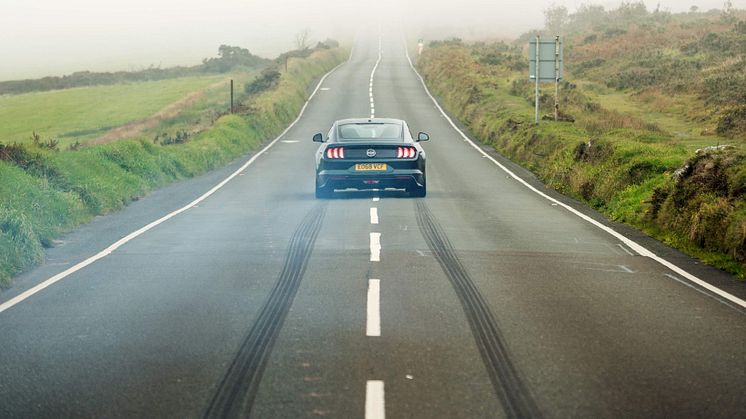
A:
[[554, 35, 560, 121], [534, 36, 540, 125], [529, 35, 563, 125]]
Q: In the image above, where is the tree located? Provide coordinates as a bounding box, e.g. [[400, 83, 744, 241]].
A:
[[294, 29, 311, 50], [570, 4, 607, 31], [690, 5, 699, 13], [617, 1, 648, 18], [545, 5, 569, 35], [202, 45, 266, 73], [722, 1, 736, 23]]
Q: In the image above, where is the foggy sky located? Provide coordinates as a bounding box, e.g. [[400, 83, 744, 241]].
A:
[[0, 0, 743, 81]]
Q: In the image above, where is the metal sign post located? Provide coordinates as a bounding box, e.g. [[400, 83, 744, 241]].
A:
[[529, 36, 563, 125], [554, 36, 560, 121], [535, 36, 540, 125]]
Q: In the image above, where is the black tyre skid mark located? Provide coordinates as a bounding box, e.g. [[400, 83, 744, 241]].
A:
[[415, 200, 542, 419], [204, 202, 327, 418]]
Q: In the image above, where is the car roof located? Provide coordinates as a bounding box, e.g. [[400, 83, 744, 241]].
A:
[[335, 118, 404, 125]]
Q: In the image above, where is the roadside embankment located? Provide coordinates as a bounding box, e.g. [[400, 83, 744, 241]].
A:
[[0, 47, 347, 287], [417, 43, 746, 278]]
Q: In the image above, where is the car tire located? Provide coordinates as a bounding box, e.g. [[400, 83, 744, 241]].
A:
[[315, 181, 332, 199], [410, 180, 426, 198]]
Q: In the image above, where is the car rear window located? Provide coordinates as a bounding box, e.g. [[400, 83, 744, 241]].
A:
[[338, 123, 402, 140]]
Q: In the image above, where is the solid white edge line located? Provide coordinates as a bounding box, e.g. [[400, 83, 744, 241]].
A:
[[370, 232, 381, 262], [0, 53, 353, 315], [403, 42, 746, 310], [365, 380, 385, 419], [663, 273, 744, 312], [367, 279, 381, 336], [370, 207, 379, 225]]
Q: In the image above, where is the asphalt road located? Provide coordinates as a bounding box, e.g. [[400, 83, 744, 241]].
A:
[[1, 32, 745, 418]]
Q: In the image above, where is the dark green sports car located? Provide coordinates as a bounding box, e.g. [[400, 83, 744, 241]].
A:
[[313, 118, 429, 198]]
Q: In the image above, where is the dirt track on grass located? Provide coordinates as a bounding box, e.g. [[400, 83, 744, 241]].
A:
[[89, 79, 228, 145]]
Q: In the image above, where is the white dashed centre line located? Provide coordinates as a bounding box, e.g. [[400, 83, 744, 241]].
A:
[[373, 197, 380, 202], [365, 380, 385, 419], [370, 208, 379, 224], [367, 279, 381, 336], [370, 232, 381, 262], [369, 37, 382, 118]]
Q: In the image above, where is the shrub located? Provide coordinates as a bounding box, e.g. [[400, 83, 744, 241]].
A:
[[244, 67, 282, 96], [716, 105, 746, 137], [154, 131, 191, 146], [0, 142, 60, 179], [571, 58, 605, 77], [603, 28, 628, 38], [583, 34, 598, 44]]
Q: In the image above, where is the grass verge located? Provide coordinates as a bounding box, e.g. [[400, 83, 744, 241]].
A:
[[0, 47, 347, 287], [418, 43, 746, 279]]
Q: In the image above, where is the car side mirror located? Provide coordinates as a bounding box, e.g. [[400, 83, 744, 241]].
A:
[[312, 133, 324, 142], [417, 132, 430, 142]]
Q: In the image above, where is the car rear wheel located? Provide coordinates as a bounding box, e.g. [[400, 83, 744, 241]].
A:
[[315, 180, 332, 199], [410, 180, 426, 197]]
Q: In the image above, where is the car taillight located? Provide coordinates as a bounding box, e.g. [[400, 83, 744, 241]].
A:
[[326, 147, 345, 159], [396, 146, 417, 158]]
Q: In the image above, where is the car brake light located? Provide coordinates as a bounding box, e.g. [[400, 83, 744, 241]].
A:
[[396, 146, 417, 159], [326, 147, 345, 159]]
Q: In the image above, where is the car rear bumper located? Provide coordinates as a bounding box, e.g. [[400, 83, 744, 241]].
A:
[[317, 169, 425, 190]]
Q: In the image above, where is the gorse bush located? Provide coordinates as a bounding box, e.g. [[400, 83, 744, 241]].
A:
[[653, 149, 746, 261], [702, 65, 746, 106], [717, 105, 746, 137], [154, 131, 191, 146], [605, 56, 703, 91], [245, 67, 282, 95], [0, 140, 61, 180], [562, 6, 746, 137]]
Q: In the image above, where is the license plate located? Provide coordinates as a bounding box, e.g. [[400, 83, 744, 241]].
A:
[[355, 163, 387, 171]]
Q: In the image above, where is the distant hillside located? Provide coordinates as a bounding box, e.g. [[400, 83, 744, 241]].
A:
[[418, 3, 746, 277], [0, 45, 271, 96], [531, 3, 746, 138]]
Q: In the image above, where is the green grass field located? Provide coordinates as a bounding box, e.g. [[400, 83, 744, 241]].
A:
[[0, 47, 348, 287], [0, 74, 255, 147]]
